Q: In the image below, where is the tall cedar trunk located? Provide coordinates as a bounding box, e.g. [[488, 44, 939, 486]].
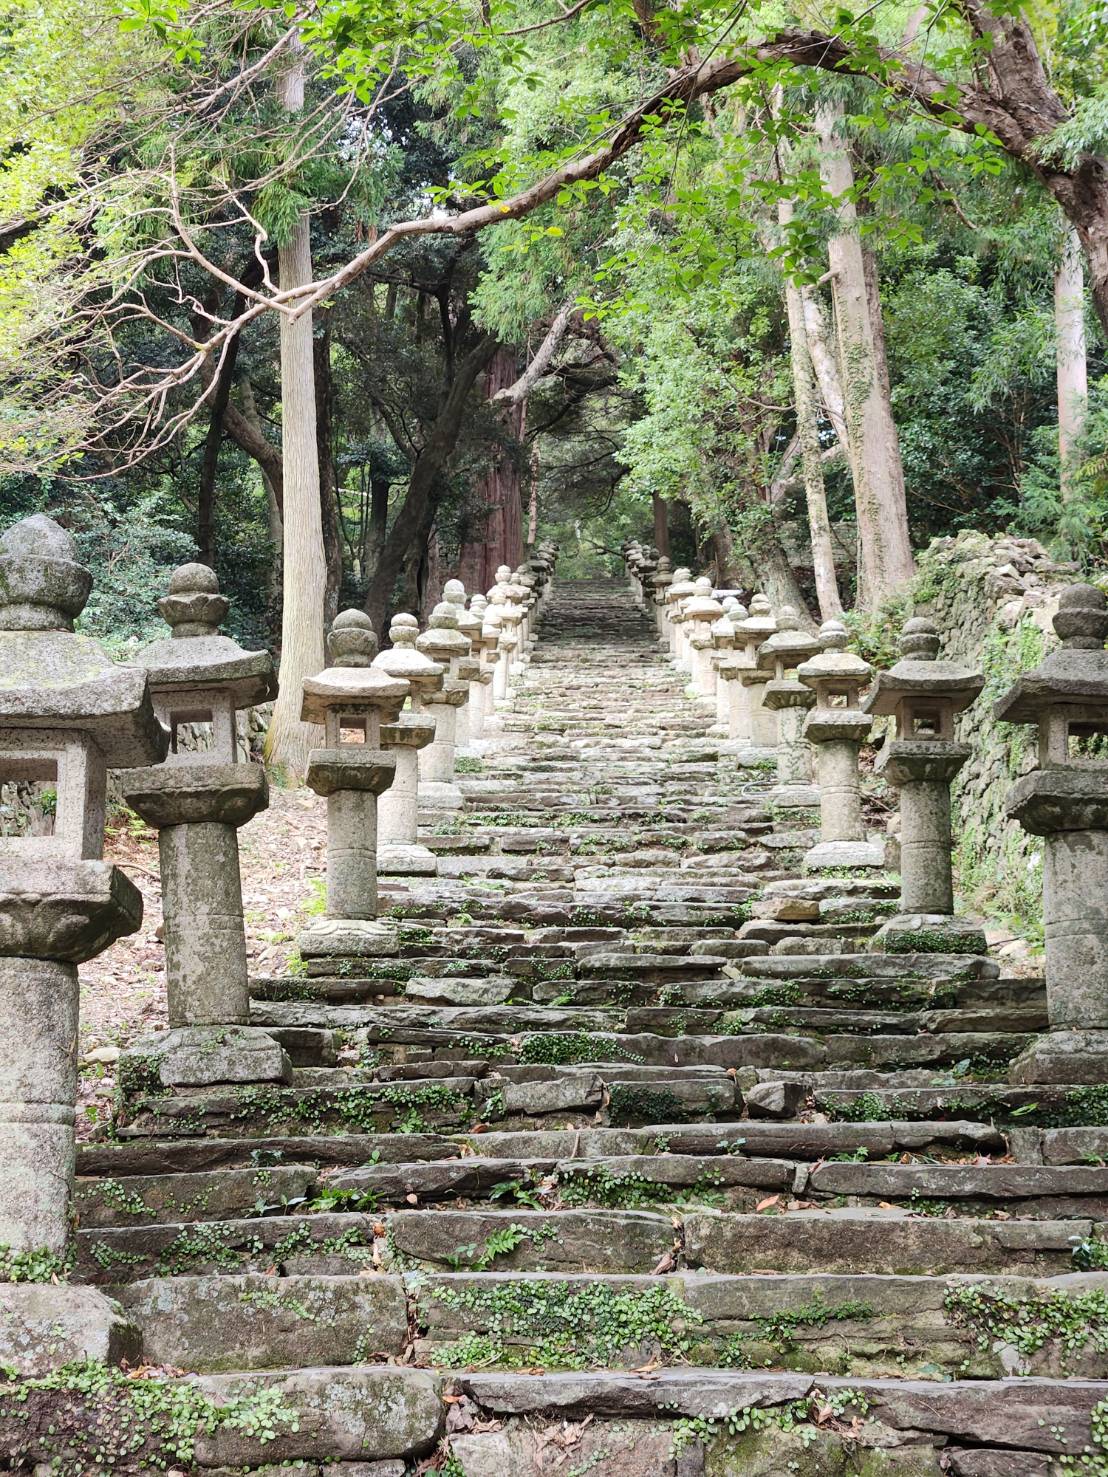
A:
[[196, 321, 243, 568], [1055, 224, 1089, 504], [238, 378, 283, 614], [779, 198, 843, 620], [364, 333, 499, 629], [817, 99, 914, 610], [367, 477, 389, 574], [652, 494, 670, 556], [457, 346, 525, 593], [800, 289, 849, 450], [264, 37, 327, 777], [314, 313, 343, 621]]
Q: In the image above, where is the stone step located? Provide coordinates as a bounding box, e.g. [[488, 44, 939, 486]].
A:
[[415, 1268, 1108, 1379], [449, 1367, 1108, 1472]]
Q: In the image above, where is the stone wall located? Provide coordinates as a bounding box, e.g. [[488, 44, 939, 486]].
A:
[[910, 531, 1076, 938]]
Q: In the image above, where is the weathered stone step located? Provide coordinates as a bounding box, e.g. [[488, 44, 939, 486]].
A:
[[0, 1361, 442, 1470], [416, 1268, 1108, 1379], [79, 1210, 380, 1283], [78, 1117, 1006, 1182], [684, 1208, 1095, 1275], [115, 1272, 409, 1369], [810, 1081, 1108, 1127], [450, 1367, 1108, 1471], [384, 1208, 674, 1273]]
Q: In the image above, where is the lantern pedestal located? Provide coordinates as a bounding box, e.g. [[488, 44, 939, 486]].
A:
[[379, 714, 438, 876], [868, 743, 986, 956], [1006, 768, 1108, 1082], [119, 762, 290, 1091]]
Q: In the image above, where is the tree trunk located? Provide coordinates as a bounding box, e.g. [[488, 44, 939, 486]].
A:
[[364, 332, 499, 629], [1055, 223, 1089, 505], [314, 312, 343, 622], [457, 345, 524, 593], [817, 99, 914, 610], [652, 493, 670, 556], [367, 477, 389, 575], [779, 199, 843, 621], [196, 326, 243, 568], [800, 288, 849, 450], [265, 36, 327, 777], [238, 377, 283, 614]]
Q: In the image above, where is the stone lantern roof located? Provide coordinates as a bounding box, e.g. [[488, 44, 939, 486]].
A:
[[135, 563, 277, 712], [417, 600, 472, 664], [301, 611, 408, 728], [666, 568, 695, 605], [372, 613, 444, 698], [995, 584, 1108, 726], [738, 594, 775, 646], [863, 617, 983, 721], [757, 606, 821, 675], [0, 515, 165, 767], [798, 619, 872, 698]]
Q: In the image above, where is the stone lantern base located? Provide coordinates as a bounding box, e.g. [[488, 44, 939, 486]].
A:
[[296, 916, 400, 966], [378, 842, 438, 876], [419, 781, 465, 810], [869, 911, 987, 956], [803, 838, 886, 873], [1010, 1028, 1108, 1084], [119, 1023, 292, 1093]]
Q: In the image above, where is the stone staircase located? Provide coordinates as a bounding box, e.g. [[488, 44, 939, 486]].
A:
[[69, 579, 1108, 1475]]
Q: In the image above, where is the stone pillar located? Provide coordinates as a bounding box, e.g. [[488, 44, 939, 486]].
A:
[[373, 613, 445, 876], [863, 616, 986, 954], [119, 563, 289, 1091], [758, 607, 821, 807], [995, 585, 1108, 1081], [798, 619, 884, 870], [417, 601, 471, 807], [0, 516, 165, 1247]]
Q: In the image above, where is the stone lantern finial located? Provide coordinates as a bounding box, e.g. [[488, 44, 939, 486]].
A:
[[327, 608, 377, 667], [899, 616, 941, 662], [0, 513, 93, 631], [158, 562, 228, 637]]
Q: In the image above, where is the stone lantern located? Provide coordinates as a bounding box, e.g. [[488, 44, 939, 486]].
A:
[[372, 613, 444, 877], [651, 558, 673, 644], [0, 515, 165, 1252], [119, 563, 289, 1093], [757, 607, 822, 806], [798, 619, 884, 871], [736, 595, 779, 749], [443, 579, 482, 753], [483, 588, 512, 707], [467, 593, 496, 743], [664, 567, 695, 667], [417, 601, 471, 807], [298, 610, 408, 965], [996, 585, 1108, 1081], [709, 599, 741, 735], [684, 580, 724, 700], [863, 616, 985, 954]]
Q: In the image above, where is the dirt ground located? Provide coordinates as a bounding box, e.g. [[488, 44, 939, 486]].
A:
[[77, 784, 327, 1137]]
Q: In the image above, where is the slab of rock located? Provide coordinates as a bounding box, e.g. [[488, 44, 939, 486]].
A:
[[116, 1274, 408, 1370], [194, 1366, 443, 1465], [0, 1285, 139, 1374]]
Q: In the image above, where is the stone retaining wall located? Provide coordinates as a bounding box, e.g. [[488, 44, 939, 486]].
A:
[[910, 531, 1076, 938]]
